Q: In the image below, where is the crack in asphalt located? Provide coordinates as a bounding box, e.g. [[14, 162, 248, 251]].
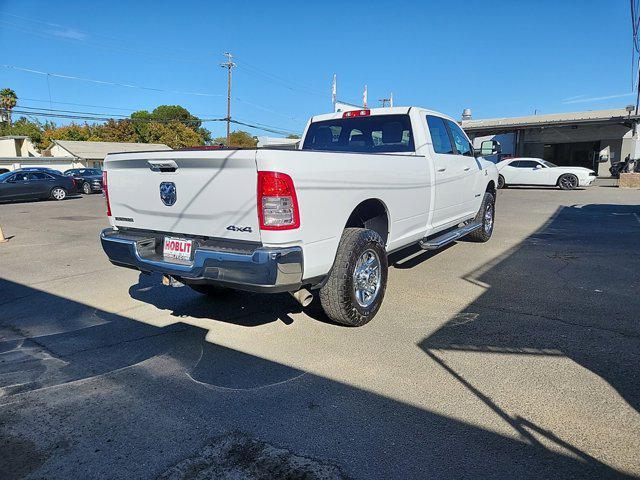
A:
[[59, 327, 189, 358], [475, 303, 640, 341], [0, 324, 60, 359]]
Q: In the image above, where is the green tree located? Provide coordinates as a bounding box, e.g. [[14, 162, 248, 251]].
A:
[[286, 134, 301, 139], [149, 105, 201, 128], [0, 88, 18, 126], [96, 119, 140, 143], [42, 123, 106, 148], [131, 105, 211, 144], [144, 121, 204, 149], [212, 130, 257, 148]]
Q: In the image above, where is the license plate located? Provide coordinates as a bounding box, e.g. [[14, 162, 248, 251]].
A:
[[163, 236, 193, 261]]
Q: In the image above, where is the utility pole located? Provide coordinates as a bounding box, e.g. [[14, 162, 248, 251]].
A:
[[220, 52, 236, 146]]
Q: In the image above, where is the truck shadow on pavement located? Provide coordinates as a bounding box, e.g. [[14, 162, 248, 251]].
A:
[[0, 203, 638, 479], [128, 272, 304, 327]]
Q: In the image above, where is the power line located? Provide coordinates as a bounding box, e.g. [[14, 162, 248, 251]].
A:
[[3, 64, 302, 123], [10, 107, 298, 136], [1, 64, 225, 97], [15, 105, 224, 124], [21, 97, 138, 112], [229, 119, 298, 136], [1, 11, 327, 114], [234, 57, 325, 98]]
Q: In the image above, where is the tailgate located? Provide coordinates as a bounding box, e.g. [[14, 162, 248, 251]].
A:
[[105, 149, 261, 242]]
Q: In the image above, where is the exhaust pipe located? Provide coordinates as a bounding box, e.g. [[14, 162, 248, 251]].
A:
[[291, 288, 313, 307], [162, 275, 184, 288]]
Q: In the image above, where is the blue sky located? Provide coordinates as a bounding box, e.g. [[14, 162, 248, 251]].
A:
[[0, 0, 633, 137]]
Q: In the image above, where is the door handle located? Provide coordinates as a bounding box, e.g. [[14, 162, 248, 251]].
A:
[[437, 168, 447, 172], [464, 167, 471, 171]]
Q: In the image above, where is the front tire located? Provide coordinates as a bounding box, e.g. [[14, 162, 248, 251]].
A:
[[558, 173, 578, 190], [82, 182, 92, 195], [319, 228, 388, 327], [50, 187, 67, 201], [497, 174, 506, 189], [467, 192, 495, 243]]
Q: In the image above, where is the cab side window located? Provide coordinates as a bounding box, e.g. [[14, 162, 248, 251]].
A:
[[426, 116, 454, 154], [445, 120, 473, 157]]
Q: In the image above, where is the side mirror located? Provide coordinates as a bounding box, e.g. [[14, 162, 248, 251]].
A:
[[479, 140, 502, 156], [535, 164, 543, 169]]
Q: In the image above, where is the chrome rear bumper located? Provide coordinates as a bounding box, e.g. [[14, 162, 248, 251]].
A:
[[100, 228, 303, 293]]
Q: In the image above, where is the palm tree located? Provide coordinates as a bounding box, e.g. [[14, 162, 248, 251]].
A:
[[0, 88, 18, 126]]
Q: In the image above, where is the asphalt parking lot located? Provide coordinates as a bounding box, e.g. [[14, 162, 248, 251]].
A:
[[0, 186, 639, 479]]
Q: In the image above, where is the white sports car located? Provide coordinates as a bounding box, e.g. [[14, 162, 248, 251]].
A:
[[496, 157, 597, 190]]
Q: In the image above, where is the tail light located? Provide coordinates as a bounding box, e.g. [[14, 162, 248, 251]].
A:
[[102, 171, 111, 217], [257, 171, 300, 230]]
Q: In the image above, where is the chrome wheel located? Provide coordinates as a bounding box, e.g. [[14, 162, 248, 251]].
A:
[[484, 202, 494, 234], [51, 187, 66, 200], [82, 182, 91, 194], [353, 249, 382, 308]]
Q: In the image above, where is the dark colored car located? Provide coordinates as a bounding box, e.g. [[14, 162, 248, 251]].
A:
[[0, 168, 9, 174], [63, 168, 103, 194], [19, 167, 64, 175], [0, 170, 77, 202]]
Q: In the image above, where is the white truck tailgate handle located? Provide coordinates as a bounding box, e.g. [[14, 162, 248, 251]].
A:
[[147, 160, 178, 172]]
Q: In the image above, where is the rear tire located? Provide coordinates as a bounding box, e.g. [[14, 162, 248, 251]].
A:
[[497, 174, 506, 189], [50, 187, 67, 201], [82, 182, 92, 195], [558, 173, 578, 190], [319, 228, 388, 327], [467, 192, 495, 243]]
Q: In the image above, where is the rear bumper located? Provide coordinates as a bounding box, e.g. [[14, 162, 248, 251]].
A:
[[100, 228, 304, 293]]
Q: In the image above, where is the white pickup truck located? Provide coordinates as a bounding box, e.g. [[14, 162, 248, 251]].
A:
[[100, 107, 498, 326]]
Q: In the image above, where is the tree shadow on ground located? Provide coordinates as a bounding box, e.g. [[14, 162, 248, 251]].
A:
[[0, 273, 635, 479], [420, 203, 640, 422]]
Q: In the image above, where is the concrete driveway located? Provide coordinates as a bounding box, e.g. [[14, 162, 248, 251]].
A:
[[0, 187, 638, 479]]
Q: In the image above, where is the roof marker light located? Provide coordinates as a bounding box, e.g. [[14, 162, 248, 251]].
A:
[[342, 109, 370, 118]]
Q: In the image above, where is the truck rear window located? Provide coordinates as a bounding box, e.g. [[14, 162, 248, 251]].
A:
[[302, 114, 415, 153]]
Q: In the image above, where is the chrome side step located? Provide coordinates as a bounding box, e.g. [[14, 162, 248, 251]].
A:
[[419, 222, 482, 250]]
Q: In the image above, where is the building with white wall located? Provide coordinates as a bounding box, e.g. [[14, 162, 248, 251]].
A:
[[0, 138, 172, 172], [0, 136, 40, 157], [462, 108, 640, 176]]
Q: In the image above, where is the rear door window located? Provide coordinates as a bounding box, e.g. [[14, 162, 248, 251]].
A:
[[426, 116, 454, 154], [302, 114, 414, 153]]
